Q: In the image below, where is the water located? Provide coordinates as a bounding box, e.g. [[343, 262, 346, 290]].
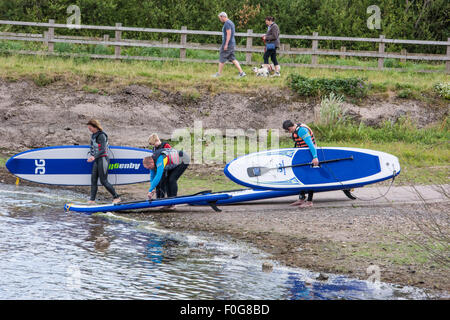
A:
[[0, 183, 439, 300]]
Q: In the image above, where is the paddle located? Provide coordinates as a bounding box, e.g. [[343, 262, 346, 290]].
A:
[[114, 190, 213, 205], [246, 156, 354, 177]]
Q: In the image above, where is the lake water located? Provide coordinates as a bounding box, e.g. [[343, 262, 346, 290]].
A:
[[0, 183, 437, 300]]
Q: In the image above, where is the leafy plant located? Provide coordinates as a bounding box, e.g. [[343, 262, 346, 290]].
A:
[[433, 82, 450, 100], [288, 74, 368, 98]]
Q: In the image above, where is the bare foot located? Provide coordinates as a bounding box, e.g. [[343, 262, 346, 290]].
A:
[[298, 201, 313, 208], [112, 198, 121, 204], [88, 200, 96, 205], [290, 199, 305, 206]]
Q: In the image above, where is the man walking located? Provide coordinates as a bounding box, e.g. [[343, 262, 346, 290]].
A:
[[213, 12, 246, 78]]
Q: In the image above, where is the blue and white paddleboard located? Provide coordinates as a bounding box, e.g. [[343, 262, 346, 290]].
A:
[[64, 192, 232, 214], [5, 145, 152, 186], [224, 147, 400, 191], [64, 189, 299, 214]]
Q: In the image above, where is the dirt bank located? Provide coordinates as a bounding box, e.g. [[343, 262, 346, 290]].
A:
[[0, 79, 447, 153]]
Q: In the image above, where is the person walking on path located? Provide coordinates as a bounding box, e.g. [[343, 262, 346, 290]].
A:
[[262, 16, 281, 77], [213, 12, 246, 78]]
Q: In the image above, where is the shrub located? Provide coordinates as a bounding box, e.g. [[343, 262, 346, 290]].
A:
[[433, 82, 450, 100], [288, 74, 368, 98]]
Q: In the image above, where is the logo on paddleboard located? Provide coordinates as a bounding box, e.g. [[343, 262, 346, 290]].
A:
[[108, 162, 141, 170], [35, 159, 46, 174]]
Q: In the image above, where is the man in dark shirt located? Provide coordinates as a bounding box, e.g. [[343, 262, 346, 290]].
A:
[[213, 12, 246, 78]]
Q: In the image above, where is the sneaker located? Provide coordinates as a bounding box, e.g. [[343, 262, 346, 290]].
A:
[[237, 71, 246, 78], [271, 72, 281, 77], [212, 72, 221, 78]]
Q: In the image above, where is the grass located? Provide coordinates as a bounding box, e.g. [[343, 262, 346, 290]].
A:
[[0, 42, 448, 99]]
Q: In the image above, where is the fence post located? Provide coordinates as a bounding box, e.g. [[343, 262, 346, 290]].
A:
[[114, 23, 122, 58], [378, 35, 385, 69], [311, 32, 318, 65], [103, 34, 109, 47], [47, 19, 55, 53], [447, 38, 450, 74], [340, 46, 346, 59], [401, 48, 406, 63], [246, 29, 253, 64], [180, 26, 187, 60]]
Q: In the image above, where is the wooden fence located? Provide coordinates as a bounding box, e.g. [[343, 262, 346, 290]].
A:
[[0, 19, 449, 73]]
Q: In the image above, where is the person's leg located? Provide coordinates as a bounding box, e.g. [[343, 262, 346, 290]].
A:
[[298, 192, 314, 207], [218, 62, 225, 74], [290, 191, 306, 206], [232, 59, 243, 73], [166, 163, 189, 197], [97, 157, 120, 201], [270, 50, 280, 75], [90, 161, 99, 202]]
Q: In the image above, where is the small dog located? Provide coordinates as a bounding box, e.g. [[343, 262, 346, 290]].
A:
[[252, 64, 275, 77]]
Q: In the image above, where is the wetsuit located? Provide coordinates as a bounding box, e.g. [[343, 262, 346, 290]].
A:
[[89, 131, 119, 201], [152, 141, 172, 198], [149, 149, 190, 198], [292, 124, 318, 202]]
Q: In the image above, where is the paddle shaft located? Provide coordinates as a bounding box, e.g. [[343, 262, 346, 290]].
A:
[[278, 156, 353, 170]]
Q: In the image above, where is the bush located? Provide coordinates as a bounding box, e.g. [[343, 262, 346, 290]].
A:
[[288, 74, 368, 98], [433, 82, 450, 100]]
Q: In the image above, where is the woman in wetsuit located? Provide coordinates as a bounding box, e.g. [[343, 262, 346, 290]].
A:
[[87, 119, 121, 204]]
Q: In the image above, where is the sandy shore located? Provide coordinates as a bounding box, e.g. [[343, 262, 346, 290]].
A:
[[1, 165, 448, 296]]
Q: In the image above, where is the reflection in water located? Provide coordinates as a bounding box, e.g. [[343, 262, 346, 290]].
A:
[[0, 184, 437, 300]]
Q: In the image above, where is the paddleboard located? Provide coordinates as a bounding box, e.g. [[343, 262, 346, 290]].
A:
[[5, 145, 152, 186], [64, 192, 232, 214], [224, 147, 400, 191]]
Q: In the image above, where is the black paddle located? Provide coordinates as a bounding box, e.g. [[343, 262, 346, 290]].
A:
[[247, 156, 354, 177]]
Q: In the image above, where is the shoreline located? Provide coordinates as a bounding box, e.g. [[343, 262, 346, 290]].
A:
[[1, 166, 448, 296]]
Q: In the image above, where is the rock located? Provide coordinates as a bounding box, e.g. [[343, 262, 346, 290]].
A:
[[262, 262, 273, 273], [316, 273, 329, 281], [94, 236, 110, 250]]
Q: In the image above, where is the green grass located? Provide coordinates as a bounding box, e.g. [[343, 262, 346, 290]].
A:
[[0, 41, 448, 100]]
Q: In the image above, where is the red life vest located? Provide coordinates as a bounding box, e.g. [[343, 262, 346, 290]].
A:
[[152, 148, 182, 171], [292, 123, 316, 148]]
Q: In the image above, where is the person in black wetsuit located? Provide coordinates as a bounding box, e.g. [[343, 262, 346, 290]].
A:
[[148, 133, 172, 199], [87, 119, 121, 204]]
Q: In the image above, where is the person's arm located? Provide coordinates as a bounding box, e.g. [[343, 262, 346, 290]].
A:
[[297, 127, 318, 159], [224, 28, 231, 50], [148, 156, 165, 192]]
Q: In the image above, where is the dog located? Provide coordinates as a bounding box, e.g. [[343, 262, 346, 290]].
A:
[[252, 64, 275, 77]]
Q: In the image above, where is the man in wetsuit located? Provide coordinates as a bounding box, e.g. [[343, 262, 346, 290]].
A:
[[148, 133, 172, 199], [283, 120, 319, 207], [142, 148, 190, 209], [87, 119, 120, 204]]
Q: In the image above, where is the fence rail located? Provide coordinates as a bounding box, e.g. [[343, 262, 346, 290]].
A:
[[0, 19, 449, 73]]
